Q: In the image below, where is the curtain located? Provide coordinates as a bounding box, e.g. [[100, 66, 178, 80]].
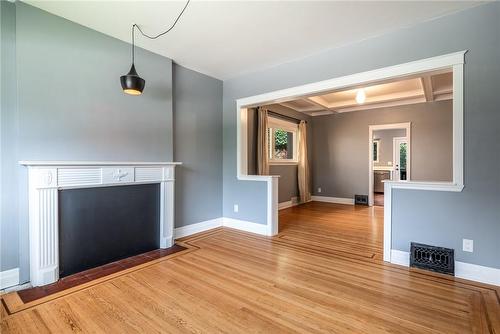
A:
[[298, 120, 311, 203], [257, 107, 269, 175]]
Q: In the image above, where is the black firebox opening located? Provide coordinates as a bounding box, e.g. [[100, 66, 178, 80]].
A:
[[58, 184, 160, 278]]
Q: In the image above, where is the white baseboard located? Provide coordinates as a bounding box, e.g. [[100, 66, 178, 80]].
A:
[[0, 268, 19, 289], [174, 217, 269, 239], [279, 196, 301, 210], [311, 196, 354, 205], [174, 218, 223, 239], [222, 217, 269, 236], [455, 261, 500, 287], [390, 249, 500, 287], [390, 249, 410, 266]]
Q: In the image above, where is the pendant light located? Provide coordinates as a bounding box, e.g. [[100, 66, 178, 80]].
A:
[[120, 25, 145, 95], [120, 0, 190, 96]]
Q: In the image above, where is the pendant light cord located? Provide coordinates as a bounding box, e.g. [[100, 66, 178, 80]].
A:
[[130, 0, 190, 65], [134, 0, 190, 40]]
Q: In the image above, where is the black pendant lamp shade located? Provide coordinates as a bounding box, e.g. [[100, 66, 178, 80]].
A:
[[120, 1, 190, 95], [121, 24, 145, 96], [120, 64, 145, 95]]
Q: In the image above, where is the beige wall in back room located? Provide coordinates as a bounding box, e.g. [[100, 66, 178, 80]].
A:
[[311, 100, 453, 199], [247, 104, 312, 203], [373, 128, 407, 167]]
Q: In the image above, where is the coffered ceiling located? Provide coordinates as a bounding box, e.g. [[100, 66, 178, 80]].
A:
[[277, 70, 452, 116]]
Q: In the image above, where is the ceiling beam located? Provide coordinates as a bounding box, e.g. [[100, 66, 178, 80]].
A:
[[420, 76, 434, 102], [305, 97, 336, 114], [278, 102, 316, 115]]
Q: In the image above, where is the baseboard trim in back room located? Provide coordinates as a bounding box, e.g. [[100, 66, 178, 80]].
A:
[[174, 217, 268, 239], [311, 196, 355, 205]]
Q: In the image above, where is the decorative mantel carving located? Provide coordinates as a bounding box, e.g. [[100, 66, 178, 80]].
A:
[[19, 161, 181, 287]]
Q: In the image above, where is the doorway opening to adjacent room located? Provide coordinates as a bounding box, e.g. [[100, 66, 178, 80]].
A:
[[369, 122, 411, 207], [236, 51, 465, 262]]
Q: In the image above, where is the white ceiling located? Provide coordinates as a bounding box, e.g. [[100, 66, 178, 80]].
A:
[[25, 1, 483, 80]]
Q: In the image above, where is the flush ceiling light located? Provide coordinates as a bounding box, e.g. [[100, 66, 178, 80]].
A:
[[356, 89, 366, 104], [120, 0, 190, 96]]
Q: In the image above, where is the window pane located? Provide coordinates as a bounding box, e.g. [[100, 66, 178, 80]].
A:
[[274, 129, 294, 160]]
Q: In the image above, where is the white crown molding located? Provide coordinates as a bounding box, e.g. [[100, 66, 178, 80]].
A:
[[390, 250, 500, 287], [0, 268, 20, 290], [21, 161, 180, 287]]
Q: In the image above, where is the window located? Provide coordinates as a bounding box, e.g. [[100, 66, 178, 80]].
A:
[[267, 117, 298, 164], [373, 139, 380, 163]]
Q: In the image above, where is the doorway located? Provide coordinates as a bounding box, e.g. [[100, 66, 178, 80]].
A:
[[369, 122, 411, 207], [393, 137, 409, 181]]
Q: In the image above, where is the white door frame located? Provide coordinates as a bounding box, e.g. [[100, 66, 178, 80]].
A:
[[236, 51, 465, 262], [393, 137, 409, 181], [368, 123, 411, 206]]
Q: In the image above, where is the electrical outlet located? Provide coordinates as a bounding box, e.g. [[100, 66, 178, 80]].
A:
[[463, 239, 473, 252], [233, 204, 239, 213], [318, 187, 322, 193]]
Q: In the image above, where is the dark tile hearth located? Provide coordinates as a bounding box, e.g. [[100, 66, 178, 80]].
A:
[[18, 244, 186, 304]]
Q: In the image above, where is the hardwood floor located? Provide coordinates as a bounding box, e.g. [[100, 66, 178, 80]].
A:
[[2, 202, 499, 333], [374, 192, 385, 206]]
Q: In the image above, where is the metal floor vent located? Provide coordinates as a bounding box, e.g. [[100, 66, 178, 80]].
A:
[[410, 242, 454, 275], [354, 194, 368, 205]]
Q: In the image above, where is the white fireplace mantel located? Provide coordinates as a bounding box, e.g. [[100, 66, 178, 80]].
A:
[[20, 161, 181, 287]]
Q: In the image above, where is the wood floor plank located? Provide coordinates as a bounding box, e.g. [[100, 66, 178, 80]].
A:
[[1, 202, 498, 333]]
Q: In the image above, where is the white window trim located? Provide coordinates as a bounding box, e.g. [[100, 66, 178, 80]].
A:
[[268, 116, 298, 165], [236, 51, 466, 256]]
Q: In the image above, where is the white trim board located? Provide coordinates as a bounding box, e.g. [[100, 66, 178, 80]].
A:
[[278, 196, 301, 210], [236, 51, 466, 263], [222, 217, 269, 236], [278, 200, 296, 210], [311, 196, 354, 205], [173, 217, 271, 240], [0, 268, 20, 290], [174, 218, 223, 239], [390, 250, 500, 287]]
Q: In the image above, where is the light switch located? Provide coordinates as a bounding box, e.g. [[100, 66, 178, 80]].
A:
[[233, 204, 239, 213]]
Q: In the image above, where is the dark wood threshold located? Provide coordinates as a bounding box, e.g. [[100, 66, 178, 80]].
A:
[[17, 244, 186, 304]]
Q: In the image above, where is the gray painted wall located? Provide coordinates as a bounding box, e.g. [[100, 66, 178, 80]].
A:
[[173, 64, 223, 227], [373, 129, 406, 166], [246, 104, 312, 203], [1, 1, 19, 272], [0, 3, 221, 281], [311, 101, 453, 199], [223, 2, 500, 268]]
